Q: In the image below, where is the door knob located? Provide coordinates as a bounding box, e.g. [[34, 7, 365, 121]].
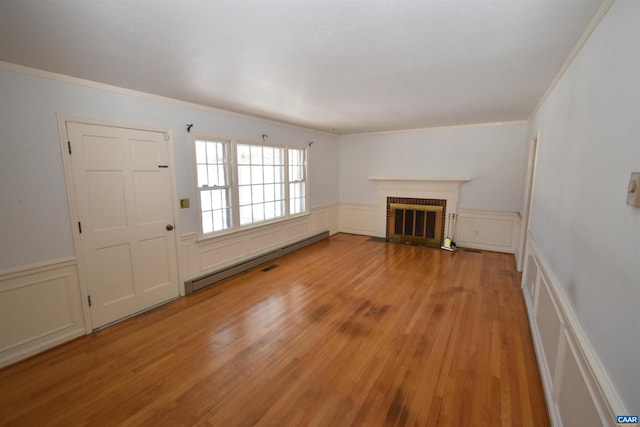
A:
[[166, 224, 174, 231]]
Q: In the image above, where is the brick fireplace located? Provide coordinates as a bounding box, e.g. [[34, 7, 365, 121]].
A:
[[386, 197, 446, 246], [369, 177, 470, 239]]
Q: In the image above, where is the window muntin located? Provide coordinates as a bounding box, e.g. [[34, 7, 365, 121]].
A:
[[195, 137, 308, 236], [195, 139, 232, 233]]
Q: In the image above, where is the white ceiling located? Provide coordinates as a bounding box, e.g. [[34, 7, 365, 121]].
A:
[[0, 0, 605, 134]]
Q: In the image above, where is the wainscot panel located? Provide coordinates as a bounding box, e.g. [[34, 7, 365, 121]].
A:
[[248, 229, 284, 254], [522, 234, 627, 426], [180, 204, 339, 285], [338, 203, 378, 236], [455, 209, 520, 253], [313, 204, 339, 235], [0, 258, 86, 368], [284, 220, 310, 242]]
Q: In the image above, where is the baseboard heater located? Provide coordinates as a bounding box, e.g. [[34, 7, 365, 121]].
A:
[[184, 231, 330, 294]]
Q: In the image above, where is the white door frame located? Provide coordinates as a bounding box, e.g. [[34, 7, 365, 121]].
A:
[[57, 114, 182, 333], [516, 131, 539, 272]]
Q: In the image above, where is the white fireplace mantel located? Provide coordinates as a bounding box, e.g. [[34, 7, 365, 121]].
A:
[[368, 177, 471, 237]]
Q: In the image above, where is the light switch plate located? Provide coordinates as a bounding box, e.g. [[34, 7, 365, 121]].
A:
[[180, 198, 190, 209], [627, 172, 640, 207]]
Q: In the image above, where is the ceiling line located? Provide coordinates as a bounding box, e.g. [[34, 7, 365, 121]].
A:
[[340, 119, 529, 138]]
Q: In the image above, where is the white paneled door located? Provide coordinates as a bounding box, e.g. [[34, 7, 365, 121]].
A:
[[67, 122, 179, 329]]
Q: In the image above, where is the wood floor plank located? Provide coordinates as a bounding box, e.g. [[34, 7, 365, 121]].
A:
[[0, 234, 549, 426]]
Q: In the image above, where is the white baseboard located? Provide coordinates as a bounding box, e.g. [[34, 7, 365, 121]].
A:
[[0, 258, 86, 368], [522, 234, 626, 427]]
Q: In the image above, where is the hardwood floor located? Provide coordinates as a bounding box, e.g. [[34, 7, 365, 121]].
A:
[[0, 234, 549, 426]]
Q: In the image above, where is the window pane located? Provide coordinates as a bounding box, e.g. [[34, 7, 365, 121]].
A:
[[263, 165, 274, 184], [207, 165, 217, 186], [222, 189, 231, 208], [264, 184, 275, 202], [264, 202, 275, 220], [196, 140, 207, 164], [250, 145, 262, 164], [197, 165, 208, 187], [212, 189, 223, 209], [206, 141, 218, 164], [217, 143, 225, 161], [274, 148, 284, 165], [252, 204, 264, 222], [275, 183, 283, 200], [289, 182, 305, 215], [289, 148, 305, 182], [274, 165, 283, 183], [240, 205, 252, 225], [238, 144, 250, 164], [275, 201, 284, 217], [202, 211, 213, 234], [239, 185, 252, 206], [218, 165, 227, 186], [200, 190, 212, 211], [238, 165, 251, 185], [251, 165, 263, 184], [223, 208, 231, 229], [263, 146, 273, 165], [212, 210, 223, 231], [252, 185, 264, 203]]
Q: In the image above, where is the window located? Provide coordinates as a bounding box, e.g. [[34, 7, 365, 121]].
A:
[[194, 137, 308, 236], [237, 143, 285, 226], [288, 148, 306, 215], [195, 139, 232, 233]]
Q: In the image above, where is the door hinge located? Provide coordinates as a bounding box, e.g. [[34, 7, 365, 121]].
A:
[[88, 295, 92, 307], [78, 221, 82, 234], [67, 140, 72, 154]]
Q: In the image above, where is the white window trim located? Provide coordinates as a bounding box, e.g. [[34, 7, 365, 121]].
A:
[[193, 134, 309, 239]]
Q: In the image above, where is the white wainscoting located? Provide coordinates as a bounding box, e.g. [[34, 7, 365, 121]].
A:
[[0, 258, 86, 368], [338, 203, 378, 236], [455, 209, 521, 254], [180, 204, 339, 284], [522, 234, 626, 427], [338, 204, 521, 255]]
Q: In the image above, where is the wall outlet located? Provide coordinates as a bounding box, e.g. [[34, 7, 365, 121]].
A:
[[180, 198, 190, 209], [627, 172, 640, 207]]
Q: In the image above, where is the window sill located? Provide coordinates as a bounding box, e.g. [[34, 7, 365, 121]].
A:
[[196, 211, 310, 244]]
